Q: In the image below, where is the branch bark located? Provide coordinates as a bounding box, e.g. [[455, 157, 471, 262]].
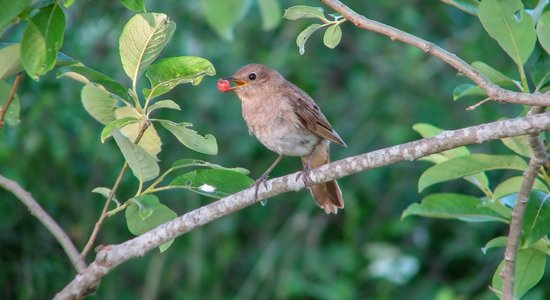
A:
[[0, 175, 86, 273], [320, 0, 550, 107], [54, 111, 550, 300], [501, 107, 548, 300]]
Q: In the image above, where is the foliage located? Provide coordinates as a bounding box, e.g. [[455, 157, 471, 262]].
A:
[[0, 0, 549, 299]]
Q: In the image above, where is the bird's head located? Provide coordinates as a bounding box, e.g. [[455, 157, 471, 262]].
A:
[[218, 64, 283, 96]]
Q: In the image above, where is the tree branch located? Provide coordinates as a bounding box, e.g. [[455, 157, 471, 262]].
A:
[[319, 0, 550, 106], [54, 112, 550, 300], [501, 107, 548, 300], [0, 174, 86, 273], [0, 72, 24, 129]]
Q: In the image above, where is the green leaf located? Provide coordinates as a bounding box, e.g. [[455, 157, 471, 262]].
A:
[[0, 0, 28, 32], [481, 236, 508, 254], [418, 154, 527, 192], [112, 129, 159, 182], [442, 0, 479, 15], [158, 120, 217, 155], [492, 247, 546, 299], [58, 65, 130, 101], [412, 123, 470, 158], [119, 13, 175, 81], [114, 107, 162, 157], [258, 0, 281, 30], [144, 56, 216, 99], [120, 0, 146, 13], [531, 52, 550, 91], [0, 44, 23, 81], [501, 135, 532, 158], [471, 61, 519, 88], [523, 191, 550, 245], [125, 195, 177, 252], [0, 80, 20, 126], [452, 83, 486, 100], [21, 4, 66, 79], [91, 187, 113, 199], [283, 5, 325, 20], [478, 0, 536, 66], [402, 193, 507, 222], [296, 23, 322, 55], [493, 176, 548, 201], [537, 11, 550, 56], [147, 99, 181, 115], [172, 158, 250, 175], [323, 24, 342, 49], [170, 169, 254, 198], [201, 0, 250, 40], [101, 117, 139, 143], [81, 84, 117, 125]]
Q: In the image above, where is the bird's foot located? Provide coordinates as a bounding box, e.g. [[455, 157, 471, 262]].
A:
[[253, 174, 269, 202], [296, 164, 313, 187]]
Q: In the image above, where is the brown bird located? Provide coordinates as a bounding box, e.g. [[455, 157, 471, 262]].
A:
[[220, 64, 346, 214]]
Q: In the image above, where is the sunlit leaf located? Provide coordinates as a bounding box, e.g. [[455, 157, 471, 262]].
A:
[[0, 0, 28, 33], [323, 24, 342, 49], [418, 154, 527, 192], [147, 99, 180, 115], [402, 193, 507, 222], [119, 13, 175, 81], [501, 135, 532, 158], [101, 117, 139, 143], [283, 5, 325, 20], [125, 195, 176, 252], [202, 0, 250, 40], [58, 65, 130, 101], [120, 0, 146, 13], [493, 176, 548, 201], [472, 61, 519, 88], [492, 247, 546, 299], [21, 4, 66, 79], [481, 236, 507, 254], [81, 84, 117, 124], [296, 23, 322, 55], [158, 120, 217, 155], [259, 0, 281, 30], [144, 56, 215, 99], [114, 107, 162, 157], [0, 44, 22, 80], [478, 0, 536, 66], [0, 80, 20, 126], [537, 11, 550, 56], [112, 129, 159, 182], [170, 169, 254, 198]]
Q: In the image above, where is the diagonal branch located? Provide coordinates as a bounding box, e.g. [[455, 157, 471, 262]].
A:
[[319, 0, 550, 106], [501, 107, 548, 300], [54, 112, 550, 300], [0, 175, 86, 273]]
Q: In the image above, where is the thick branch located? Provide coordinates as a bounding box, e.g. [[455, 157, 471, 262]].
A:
[[0, 175, 86, 273], [320, 0, 550, 106], [55, 112, 550, 300], [501, 107, 548, 300]]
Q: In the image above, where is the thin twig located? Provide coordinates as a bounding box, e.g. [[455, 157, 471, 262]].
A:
[[501, 107, 548, 300], [466, 98, 491, 111], [319, 0, 550, 106], [80, 121, 152, 258], [0, 174, 86, 273], [0, 72, 24, 128], [54, 111, 550, 300]]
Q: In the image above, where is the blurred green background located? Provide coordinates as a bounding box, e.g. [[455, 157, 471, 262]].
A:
[[1, 0, 547, 299]]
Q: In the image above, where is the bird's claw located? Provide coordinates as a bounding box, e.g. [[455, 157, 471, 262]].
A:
[[253, 174, 269, 202], [296, 165, 313, 187]]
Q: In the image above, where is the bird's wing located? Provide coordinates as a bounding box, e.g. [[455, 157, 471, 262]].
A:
[[286, 87, 346, 147]]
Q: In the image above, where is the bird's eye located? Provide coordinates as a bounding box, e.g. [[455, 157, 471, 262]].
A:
[[248, 73, 257, 80]]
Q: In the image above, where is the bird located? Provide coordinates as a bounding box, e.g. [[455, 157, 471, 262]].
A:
[[219, 64, 346, 214]]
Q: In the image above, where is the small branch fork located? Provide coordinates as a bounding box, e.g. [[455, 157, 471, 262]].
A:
[[54, 112, 550, 300], [501, 107, 548, 300], [319, 0, 550, 107]]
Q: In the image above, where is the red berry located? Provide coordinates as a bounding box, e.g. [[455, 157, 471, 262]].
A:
[[217, 79, 232, 93]]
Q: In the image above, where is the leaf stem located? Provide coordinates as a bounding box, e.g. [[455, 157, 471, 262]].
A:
[[0, 72, 24, 129]]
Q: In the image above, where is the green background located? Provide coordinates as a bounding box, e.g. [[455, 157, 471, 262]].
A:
[[1, 0, 547, 299]]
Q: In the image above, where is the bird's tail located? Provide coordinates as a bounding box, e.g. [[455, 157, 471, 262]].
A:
[[301, 140, 344, 214]]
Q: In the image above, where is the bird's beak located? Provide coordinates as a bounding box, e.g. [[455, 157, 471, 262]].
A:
[[223, 76, 247, 90]]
